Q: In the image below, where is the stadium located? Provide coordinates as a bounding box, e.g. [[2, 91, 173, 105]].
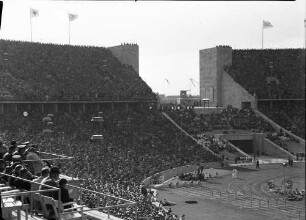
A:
[[0, 1, 305, 220]]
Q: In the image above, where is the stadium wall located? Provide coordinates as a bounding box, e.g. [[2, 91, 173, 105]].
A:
[[199, 46, 256, 109], [253, 134, 293, 158], [222, 71, 256, 109], [108, 44, 139, 74]]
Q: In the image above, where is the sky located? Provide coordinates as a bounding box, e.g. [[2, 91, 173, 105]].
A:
[[1, 0, 305, 96]]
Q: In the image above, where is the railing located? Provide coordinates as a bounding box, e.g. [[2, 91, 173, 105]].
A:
[[66, 184, 137, 219], [0, 97, 157, 102], [0, 173, 137, 220]]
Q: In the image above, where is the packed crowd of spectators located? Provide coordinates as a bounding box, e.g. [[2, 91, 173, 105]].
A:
[[163, 105, 274, 135], [162, 105, 278, 158], [259, 102, 305, 139], [225, 49, 305, 99], [0, 39, 156, 101], [0, 109, 217, 219]]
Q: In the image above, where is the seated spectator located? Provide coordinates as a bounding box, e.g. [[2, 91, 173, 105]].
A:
[[59, 178, 74, 205], [14, 168, 32, 191], [0, 140, 8, 160], [0, 159, 6, 173], [39, 166, 61, 220], [32, 167, 50, 213], [13, 144, 28, 160], [3, 145, 16, 163], [39, 166, 60, 199]]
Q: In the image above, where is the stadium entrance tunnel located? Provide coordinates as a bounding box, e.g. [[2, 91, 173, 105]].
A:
[[228, 140, 254, 154]]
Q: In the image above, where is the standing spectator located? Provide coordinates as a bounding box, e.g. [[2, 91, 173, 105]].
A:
[[256, 160, 260, 169], [25, 147, 44, 176]]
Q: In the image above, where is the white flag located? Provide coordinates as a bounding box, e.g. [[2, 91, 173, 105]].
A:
[[30, 8, 39, 17], [263, 20, 273, 29], [69, 13, 78, 22]]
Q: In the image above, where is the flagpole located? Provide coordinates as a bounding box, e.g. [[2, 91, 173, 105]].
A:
[[30, 8, 33, 42], [68, 15, 71, 45], [262, 22, 264, 49]]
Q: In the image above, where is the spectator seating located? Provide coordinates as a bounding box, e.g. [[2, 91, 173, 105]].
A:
[[0, 39, 156, 101], [225, 49, 305, 99]]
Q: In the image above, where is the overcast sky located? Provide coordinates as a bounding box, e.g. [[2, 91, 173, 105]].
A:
[[1, 0, 305, 96]]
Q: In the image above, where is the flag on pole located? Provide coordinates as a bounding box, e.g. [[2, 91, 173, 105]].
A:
[[263, 20, 273, 29], [30, 8, 39, 17], [69, 13, 78, 22]]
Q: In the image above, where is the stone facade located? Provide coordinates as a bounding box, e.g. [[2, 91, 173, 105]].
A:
[[199, 46, 256, 109]]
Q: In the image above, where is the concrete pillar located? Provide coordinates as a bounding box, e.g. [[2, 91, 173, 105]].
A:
[[14, 104, 17, 113], [111, 103, 114, 112], [27, 103, 31, 111], [41, 104, 44, 113], [83, 103, 86, 113], [55, 104, 58, 112], [97, 103, 100, 112], [0, 104, 3, 114], [68, 103, 71, 113], [126, 103, 129, 111]]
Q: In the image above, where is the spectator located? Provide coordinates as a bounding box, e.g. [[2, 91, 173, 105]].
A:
[[0, 140, 8, 159], [59, 178, 74, 204], [40, 166, 60, 200], [32, 167, 50, 212], [13, 144, 28, 160], [3, 145, 16, 163], [25, 147, 44, 176], [14, 168, 32, 191]]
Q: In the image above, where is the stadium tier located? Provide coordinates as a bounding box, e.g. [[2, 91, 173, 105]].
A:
[[226, 49, 305, 100], [0, 39, 156, 101], [0, 40, 304, 219]]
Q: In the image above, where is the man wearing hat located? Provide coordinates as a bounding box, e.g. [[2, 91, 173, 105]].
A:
[[40, 166, 60, 199], [40, 166, 60, 219], [13, 144, 28, 160], [3, 145, 16, 162]]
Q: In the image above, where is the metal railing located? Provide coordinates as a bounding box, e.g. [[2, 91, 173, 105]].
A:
[[0, 173, 137, 220]]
